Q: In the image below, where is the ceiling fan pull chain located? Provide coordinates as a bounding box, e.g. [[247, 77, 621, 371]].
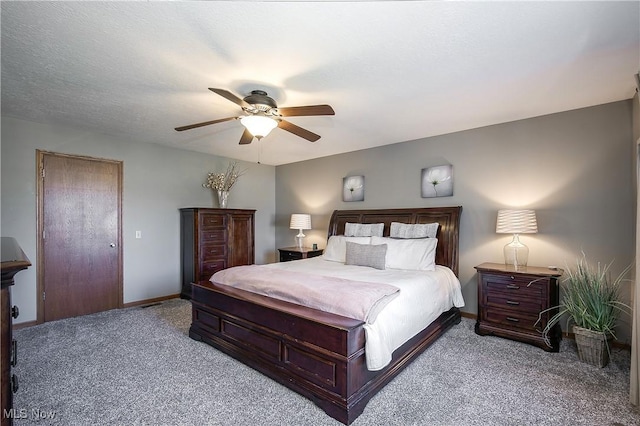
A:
[[257, 139, 262, 164]]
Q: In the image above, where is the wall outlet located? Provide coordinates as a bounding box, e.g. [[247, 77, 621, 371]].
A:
[[135, 231, 142, 239]]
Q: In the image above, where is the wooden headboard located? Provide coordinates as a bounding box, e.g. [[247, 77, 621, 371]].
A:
[[327, 206, 462, 276]]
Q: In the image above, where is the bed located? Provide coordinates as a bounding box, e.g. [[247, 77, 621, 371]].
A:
[[189, 206, 463, 424]]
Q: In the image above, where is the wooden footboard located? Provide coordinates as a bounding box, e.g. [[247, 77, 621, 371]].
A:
[[189, 280, 461, 424]]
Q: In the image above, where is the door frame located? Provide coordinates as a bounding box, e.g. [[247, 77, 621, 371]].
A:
[[35, 150, 124, 324]]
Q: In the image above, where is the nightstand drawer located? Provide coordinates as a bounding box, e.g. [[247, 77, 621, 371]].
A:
[[482, 308, 540, 332], [278, 247, 324, 262], [483, 274, 545, 298], [484, 292, 544, 314], [281, 251, 303, 262]]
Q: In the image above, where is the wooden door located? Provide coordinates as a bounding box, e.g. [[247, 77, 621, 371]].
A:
[[37, 151, 122, 322]]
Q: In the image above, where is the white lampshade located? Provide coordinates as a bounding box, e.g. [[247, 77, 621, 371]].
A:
[[496, 209, 537, 269], [496, 209, 538, 234], [240, 115, 278, 139], [290, 214, 311, 230]]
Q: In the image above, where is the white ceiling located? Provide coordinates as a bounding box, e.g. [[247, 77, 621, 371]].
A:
[[2, 1, 639, 166]]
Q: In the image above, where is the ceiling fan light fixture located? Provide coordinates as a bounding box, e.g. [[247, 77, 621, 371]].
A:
[[240, 115, 278, 139], [177, 88, 333, 144]]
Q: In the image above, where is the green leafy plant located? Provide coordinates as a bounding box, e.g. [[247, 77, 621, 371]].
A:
[[538, 253, 632, 347]]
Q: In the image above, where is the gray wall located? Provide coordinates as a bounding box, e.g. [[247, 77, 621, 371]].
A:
[[276, 100, 636, 343], [1, 116, 276, 324], [3, 100, 636, 342]]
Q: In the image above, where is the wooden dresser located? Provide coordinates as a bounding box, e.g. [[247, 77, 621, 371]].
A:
[[474, 262, 563, 352], [1, 238, 31, 426], [180, 208, 255, 299]]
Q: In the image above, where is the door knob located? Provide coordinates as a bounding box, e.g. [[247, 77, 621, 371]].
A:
[[109, 243, 116, 248]]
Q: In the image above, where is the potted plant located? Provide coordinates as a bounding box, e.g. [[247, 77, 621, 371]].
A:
[[538, 253, 632, 368]]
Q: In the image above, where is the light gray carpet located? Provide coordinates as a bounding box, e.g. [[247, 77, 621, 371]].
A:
[[12, 299, 639, 425]]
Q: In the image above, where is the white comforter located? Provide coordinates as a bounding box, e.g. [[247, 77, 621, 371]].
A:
[[262, 257, 465, 371]]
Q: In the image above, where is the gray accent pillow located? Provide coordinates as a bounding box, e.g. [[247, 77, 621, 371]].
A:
[[345, 242, 387, 270], [344, 222, 384, 237], [390, 222, 439, 238]]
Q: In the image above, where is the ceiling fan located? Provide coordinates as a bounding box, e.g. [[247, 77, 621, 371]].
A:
[[175, 88, 335, 144]]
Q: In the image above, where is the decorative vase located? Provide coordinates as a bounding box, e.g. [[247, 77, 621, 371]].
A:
[[572, 325, 612, 368], [217, 190, 229, 208]]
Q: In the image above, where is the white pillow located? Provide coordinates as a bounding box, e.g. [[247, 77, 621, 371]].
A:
[[370, 236, 438, 271], [390, 222, 439, 239], [323, 236, 372, 262], [344, 222, 384, 237]]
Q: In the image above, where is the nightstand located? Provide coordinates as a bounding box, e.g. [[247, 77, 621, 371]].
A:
[[475, 262, 563, 352], [278, 247, 324, 262]]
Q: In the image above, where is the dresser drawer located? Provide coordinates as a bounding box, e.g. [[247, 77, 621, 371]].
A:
[[200, 229, 227, 243], [200, 244, 227, 261], [200, 213, 226, 228], [201, 260, 227, 279]]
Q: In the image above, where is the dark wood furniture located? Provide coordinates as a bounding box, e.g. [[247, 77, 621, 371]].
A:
[[189, 206, 462, 424], [180, 208, 255, 299], [1, 238, 31, 426], [278, 246, 324, 262], [474, 262, 563, 352]]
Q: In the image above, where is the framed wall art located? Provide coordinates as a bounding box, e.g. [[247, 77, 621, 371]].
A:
[[343, 175, 364, 202], [421, 165, 453, 198]]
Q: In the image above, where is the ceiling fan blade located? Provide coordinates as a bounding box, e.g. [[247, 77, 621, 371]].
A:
[[278, 120, 321, 142], [209, 88, 252, 109], [238, 128, 254, 145], [174, 116, 237, 132], [278, 104, 335, 117]]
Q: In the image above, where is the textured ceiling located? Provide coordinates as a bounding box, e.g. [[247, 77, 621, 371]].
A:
[[2, 1, 639, 166]]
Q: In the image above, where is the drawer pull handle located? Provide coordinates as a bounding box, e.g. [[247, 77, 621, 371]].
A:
[[506, 284, 520, 290], [506, 300, 520, 306], [510, 276, 515, 280], [506, 317, 520, 323], [11, 339, 17, 366], [11, 374, 18, 393]]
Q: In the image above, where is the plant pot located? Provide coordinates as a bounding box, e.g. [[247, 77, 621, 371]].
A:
[[572, 325, 612, 368]]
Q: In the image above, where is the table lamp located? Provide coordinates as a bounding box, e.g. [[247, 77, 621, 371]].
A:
[[290, 214, 311, 248], [496, 209, 538, 268]]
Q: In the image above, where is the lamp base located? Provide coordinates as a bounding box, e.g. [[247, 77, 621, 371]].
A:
[[504, 234, 529, 269], [295, 231, 306, 249]]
